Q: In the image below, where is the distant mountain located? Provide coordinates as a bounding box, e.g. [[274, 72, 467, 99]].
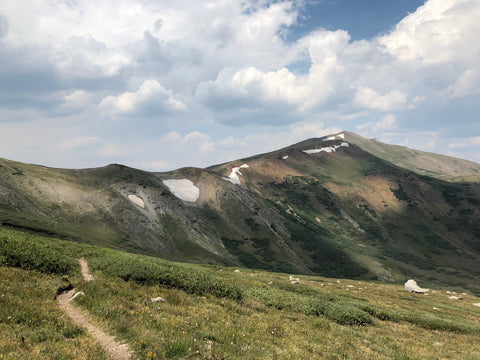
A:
[[1, 132, 480, 294]]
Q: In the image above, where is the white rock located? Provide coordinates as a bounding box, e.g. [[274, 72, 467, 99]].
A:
[[448, 296, 463, 300], [234, 269, 241, 273], [472, 303, 480, 307], [69, 291, 85, 302], [291, 280, 300, 285], [346, 285, 354, 288], [433, 307, 439, 311], [151, 297, 165, 303], [404, 279, 428, 293]]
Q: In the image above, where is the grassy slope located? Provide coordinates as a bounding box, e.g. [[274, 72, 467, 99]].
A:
[[2, 227, 480, 359]]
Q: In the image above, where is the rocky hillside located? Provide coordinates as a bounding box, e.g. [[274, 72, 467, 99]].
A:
[[1, 132, 479, 294]]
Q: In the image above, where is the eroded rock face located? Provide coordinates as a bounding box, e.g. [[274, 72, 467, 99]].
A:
[[405, 279, 428, 293]]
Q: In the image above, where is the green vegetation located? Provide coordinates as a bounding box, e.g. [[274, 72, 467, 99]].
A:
[[2, 226, 480, 359], [390, 183, 417, 209], [281, 207, 369, 278], [0, 266, 108, 359], [87, 250, 243, 301], [0, 231, 77, 275]]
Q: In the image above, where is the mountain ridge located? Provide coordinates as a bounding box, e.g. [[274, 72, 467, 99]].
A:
[[1, 132, 480, 294]]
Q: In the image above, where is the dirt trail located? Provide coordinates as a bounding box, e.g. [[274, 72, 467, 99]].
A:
[[57, 259, 135, 360], [78, 258, 95, 282]]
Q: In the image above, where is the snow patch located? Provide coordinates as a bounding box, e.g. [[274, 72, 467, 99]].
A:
[[128, 194, 145, 208], [225, 164, 249, 185], [282, 155, 289, 159], [163, 179, 200, 202], [303, 142, 349, 154]]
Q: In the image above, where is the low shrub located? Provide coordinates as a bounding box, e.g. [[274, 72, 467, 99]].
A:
[[88, 251, 243, 301], [305, 298, 374, 326], [248, 286, 374, 326], [0, 231, 76, 275]]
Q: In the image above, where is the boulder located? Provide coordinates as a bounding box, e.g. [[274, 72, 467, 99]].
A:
[[404, 279, 428, 293], [151, 297, 165, 303]]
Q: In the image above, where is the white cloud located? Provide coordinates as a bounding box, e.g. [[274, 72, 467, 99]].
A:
[[196, 66, 311, 114], [159, 132, 182, 142], [100, 80, 186, 115], [141, 160, 171, 171], [447, 69, 480, 98], [0, 12, 8, 38], [0, 0, 480, 169], [356, 114, 397, 136], [60, 136, 100, 149], [182, 131, 210, 143], [307, 30, 350, 65], [353, 88, 408, 111], [290, 122, 343, 140], [378, 0, 480, 66], [98, 143, 128, 158], [448, 136, 480, 149]]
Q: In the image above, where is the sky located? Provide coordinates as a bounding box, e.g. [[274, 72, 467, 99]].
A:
[[0, 0, 479, 171]]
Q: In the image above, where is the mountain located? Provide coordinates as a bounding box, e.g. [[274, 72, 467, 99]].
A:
[[344, 131, 480, 182], [1, 132, 480, 294]]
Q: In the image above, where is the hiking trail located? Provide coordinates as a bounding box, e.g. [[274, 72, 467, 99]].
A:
[[57, 259, 135, 360]]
